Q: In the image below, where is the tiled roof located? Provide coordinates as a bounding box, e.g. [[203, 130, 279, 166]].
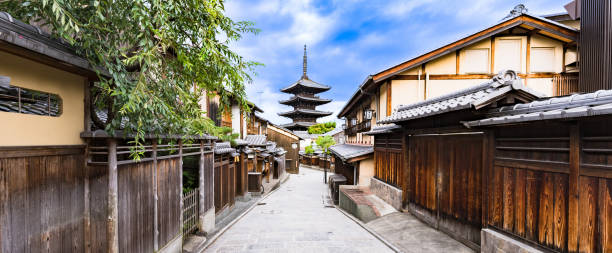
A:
[[280, 78, 330, 93], [378, 70, 543, 124], [329, 144, 374, 162], [293, 131, 319, 140], [323, 128, 343, 136], [214, 142, 236, 155], [0, 12, 99, 74], [280, 122, 316, 129], [364, 124, 401, 135], [245, 135, 267, 146], [234, 139, 248, 146], [279, 95, 331, 105], [465, 90, 612, 127], [278, 108, 333, 117]]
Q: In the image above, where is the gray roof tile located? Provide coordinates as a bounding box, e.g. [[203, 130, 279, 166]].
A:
[[378, 70, 543, 124], [329, 144, 373, 162], [214, 142, 236, 155], [364, 124, 401, 135], [465, 89, 612, 127], [245, 135, 267, 146]]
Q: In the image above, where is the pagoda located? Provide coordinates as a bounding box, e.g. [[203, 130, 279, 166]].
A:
[[279, 45, 332, 131]]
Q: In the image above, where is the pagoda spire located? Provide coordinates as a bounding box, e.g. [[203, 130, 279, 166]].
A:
[[302, 44, 308, 79]]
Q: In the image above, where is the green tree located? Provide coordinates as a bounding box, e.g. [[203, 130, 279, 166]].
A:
[[307, 122, 336, 134], [315, 135, 335, 155], [1, 0, 259, 156], [304, 145, 315, 155]]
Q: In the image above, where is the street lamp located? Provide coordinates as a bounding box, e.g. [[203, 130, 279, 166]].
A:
[[291, 143, 298, 149]]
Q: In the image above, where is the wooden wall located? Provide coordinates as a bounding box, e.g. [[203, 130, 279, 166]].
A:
[[267, 127, 299, 173], [0, 146, 86, 253], [487, 119, 612, 252], [407, 133, 483, 248], [332, 154, 356, 185], [374, 133, 403, 188], [89, 157, 182, 253]]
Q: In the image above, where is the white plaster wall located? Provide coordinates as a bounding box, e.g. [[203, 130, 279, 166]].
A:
[[425, 53, 456, 74], [391, 79, 420, 110], [358, 158, 375, 186]]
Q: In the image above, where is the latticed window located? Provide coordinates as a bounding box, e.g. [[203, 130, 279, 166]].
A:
[[0, 80, 62, 117]]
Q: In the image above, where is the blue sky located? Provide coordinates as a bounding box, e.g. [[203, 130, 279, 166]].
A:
[[225, 0, 567, 125]]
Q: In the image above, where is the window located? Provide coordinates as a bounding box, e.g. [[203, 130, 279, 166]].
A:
[[531, 47, 555, 73], [0, 81, 62, 117], [463, 49, 489, 73], [496, 39, 522, 73]]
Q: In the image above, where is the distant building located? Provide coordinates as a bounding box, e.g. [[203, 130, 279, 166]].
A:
[[279, 45, 332, 131]]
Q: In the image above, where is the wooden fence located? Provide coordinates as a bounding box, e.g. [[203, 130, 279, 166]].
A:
[[374, 133, 403, 189], [214, 153, 236, 213], [182, 188, 199, 235]]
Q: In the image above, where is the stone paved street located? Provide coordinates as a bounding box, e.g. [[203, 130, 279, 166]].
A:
[[204, 167, 394, 253]]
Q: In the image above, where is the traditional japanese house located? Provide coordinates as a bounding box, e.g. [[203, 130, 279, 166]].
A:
[[279, 45, 332, 131], [366, 70, 541, 249], [267, 123, 301, 173], [0, 11, 218, 253], [336, 5, 578, 199], [212, 142, 238, 214]]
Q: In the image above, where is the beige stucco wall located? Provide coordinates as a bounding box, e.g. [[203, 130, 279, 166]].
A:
[[358, 158, 375, 186], [391, 80, 420, 110], [0, 51, 86, 146], [379, 82, 387, 119], [530, 34, 564, 73], [426, 79, 486, 99], [425, 53, 456, 74], [526, 78, 554, 96], [494, 36, 528, 73]]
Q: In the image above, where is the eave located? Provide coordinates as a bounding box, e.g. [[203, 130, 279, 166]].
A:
[[279, 95, 332, 105], [372, 14, 578, 83]]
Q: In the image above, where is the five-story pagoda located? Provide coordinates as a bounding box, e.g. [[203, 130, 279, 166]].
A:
[[279, 45, 332, 131]]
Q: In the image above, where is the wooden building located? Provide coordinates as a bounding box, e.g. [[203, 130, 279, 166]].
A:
[[337, 5, 578, 196], [0, 12, 218, 253], [267, 123, 301, 173], [278, 45, 332, 131]]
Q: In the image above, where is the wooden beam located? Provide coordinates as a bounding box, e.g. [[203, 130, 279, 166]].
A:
[[482, 130, 494, 227], [422, 64, 427, 100], [456, 50, 460, 75], [392, 73, 555, 81], [84, 80, 92, 132], [107, 139, 119, 253], [0, 145, 84, 158], [526, 34, 531, 85], [386, 81, 392, 116], [490, 37, 495, 74], [567, 124, 580, 252]]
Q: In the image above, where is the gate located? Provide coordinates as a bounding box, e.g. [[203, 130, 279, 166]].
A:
[[408, 133, 483, 248], [182, 188, 199, 235]]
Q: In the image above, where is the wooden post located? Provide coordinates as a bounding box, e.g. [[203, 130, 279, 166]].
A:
[[84, 140, 92, 253], [84, 80, 92, 132], [198, 141, 206, 232], [568, 123, 580, 252], [107, 139, 119, 253], [152, 141, 159, 251], [482, 130, 495, 228], [178, 140, 184, 235]]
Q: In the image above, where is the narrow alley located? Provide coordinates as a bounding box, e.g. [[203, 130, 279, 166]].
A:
[[204, 168, 394, 253]]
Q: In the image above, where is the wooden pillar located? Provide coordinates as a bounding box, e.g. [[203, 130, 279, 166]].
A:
[[178, 140, 183, 234], [152, 141, 159, 251], [482, 130, 495, 228], [84, 140, 92, 253], [107, 139, 119, 253], [568, 123, 580, 252]]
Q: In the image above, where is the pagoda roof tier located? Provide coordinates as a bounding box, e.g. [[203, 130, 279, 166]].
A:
[[278, 108, 332, 117], [279, 95, 332, 106], [280, 122, 316, 129], [280, 78, 330, 94]]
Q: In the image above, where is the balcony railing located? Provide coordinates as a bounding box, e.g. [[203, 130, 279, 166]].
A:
[[344, 120, 371, 135]]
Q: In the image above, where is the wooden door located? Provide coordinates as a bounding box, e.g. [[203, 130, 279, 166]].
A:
[[408, 133, 483, 248]]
